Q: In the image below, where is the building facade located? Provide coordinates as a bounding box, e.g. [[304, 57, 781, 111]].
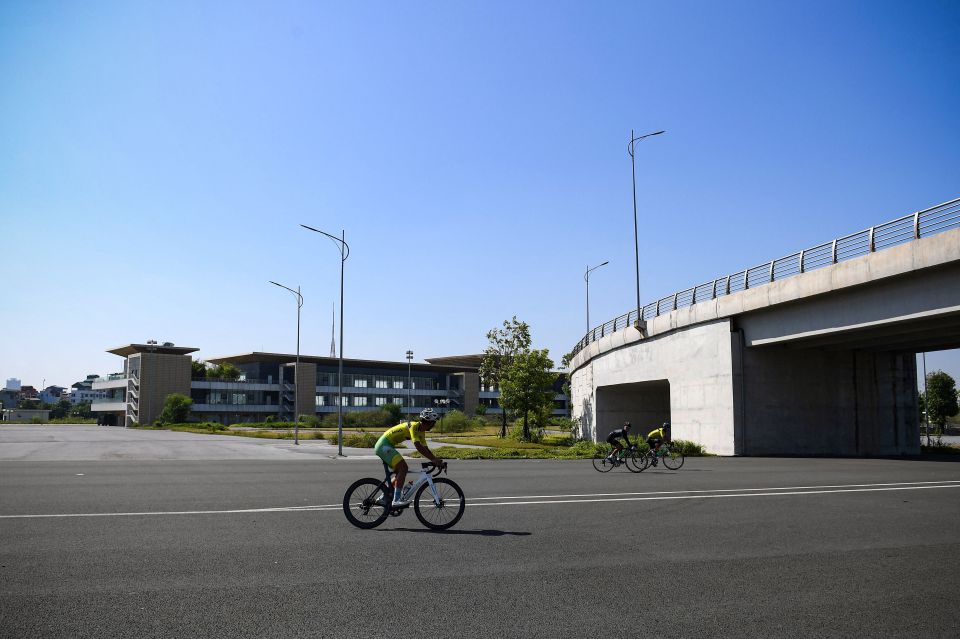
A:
[[91, 345, 569, 426]]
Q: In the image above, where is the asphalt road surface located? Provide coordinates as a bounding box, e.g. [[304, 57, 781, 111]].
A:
[[2, 426, 960, 638]]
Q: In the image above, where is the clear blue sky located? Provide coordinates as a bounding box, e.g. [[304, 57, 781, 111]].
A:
[[1, 1, 958, 389]]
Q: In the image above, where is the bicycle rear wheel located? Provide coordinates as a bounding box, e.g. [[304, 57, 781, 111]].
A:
[[661, 445, 685, 470], [414, 478, 465, 530], [592, 450, 614, 472], [343, 478, 391, 529]]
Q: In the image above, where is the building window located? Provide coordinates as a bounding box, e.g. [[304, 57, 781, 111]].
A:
[[375, 379, 388, 389], [341, 396, 349, 407], [354, 379, 368, 388], [355, 397, 367, 407], [393, 397, 404, 405], [393, 381, 403, 389], [375, 397, 386, 406], [315, 395, 326, 406]]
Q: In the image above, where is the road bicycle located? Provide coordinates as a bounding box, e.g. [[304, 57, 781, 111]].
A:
[[592, 444, 644, 473], [342, 461, 466, 531], [639, 441, 685, 470]]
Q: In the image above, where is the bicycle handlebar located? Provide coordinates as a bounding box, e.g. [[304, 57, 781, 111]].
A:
[[421, 461, 447, 477]]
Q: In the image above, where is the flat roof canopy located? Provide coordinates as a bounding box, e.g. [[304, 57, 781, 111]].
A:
[[107, 344, 200, 357]]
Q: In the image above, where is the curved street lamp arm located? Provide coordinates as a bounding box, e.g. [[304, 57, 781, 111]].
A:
[[627, 130, 666, 157], [300, 224, 351, 261], [584, 260, 610, 282], [269, 280, 303, 308]]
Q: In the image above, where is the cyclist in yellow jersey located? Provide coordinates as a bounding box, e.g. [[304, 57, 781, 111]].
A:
[[646, 422, 670, 466], [374, 407, 445, 506]]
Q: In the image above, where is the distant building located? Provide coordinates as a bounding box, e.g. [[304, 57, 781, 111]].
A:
[[2, 408, 50, 422], [90, 344, 569, 427], [69, 375, 106, 404], [5, 378, 21, 391], [19, 385, 38, 399], [39, 386, 67, 404], [0, 389, 19, 410]]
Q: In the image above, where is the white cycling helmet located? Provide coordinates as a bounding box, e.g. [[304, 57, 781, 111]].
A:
[[419, 408, 439, 422]]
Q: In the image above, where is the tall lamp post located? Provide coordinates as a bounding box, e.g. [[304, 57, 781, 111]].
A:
[[628, 129, 665, 335], [406, 350, 414, 425], [301, 224, 350, 456], [269, 281, 303, 445], [584, 260, 609, 336]]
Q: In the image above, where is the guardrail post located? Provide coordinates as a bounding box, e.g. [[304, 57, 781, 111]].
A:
[[742, 269, 749, 290], [769, 260, 775, 282], [831, 239, 838, 264], [914, 211, 920, 238], [725, 275, 731, 295], [868, 226, 875, 252], [672, 293, 678, 311], [711, 279, 718, 298], [798, 250, 805, 273]]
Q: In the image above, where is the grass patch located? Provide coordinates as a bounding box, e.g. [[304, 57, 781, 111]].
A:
[[430, 436, 547, 450]]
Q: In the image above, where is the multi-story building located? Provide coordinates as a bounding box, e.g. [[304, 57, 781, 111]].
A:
[[39, 386, 67, 404], [91, 344, 569, 426], [5, 378, 21, 391]]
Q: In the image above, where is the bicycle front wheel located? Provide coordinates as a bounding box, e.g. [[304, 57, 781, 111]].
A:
[[343, 478, 391, 529], [414, 478, 465, 530], [592, 450, 614, 472], [626, 449, 647, 473], [661, 446, 685, 470]]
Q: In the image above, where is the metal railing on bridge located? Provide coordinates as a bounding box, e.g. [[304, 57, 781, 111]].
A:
[[571, 197, 960, 358]]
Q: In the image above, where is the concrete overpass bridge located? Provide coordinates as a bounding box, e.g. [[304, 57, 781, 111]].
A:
[[569, 198, 960, 456]]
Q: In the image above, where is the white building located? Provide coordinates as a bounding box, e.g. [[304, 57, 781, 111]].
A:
[[5, 378, 21, 391]]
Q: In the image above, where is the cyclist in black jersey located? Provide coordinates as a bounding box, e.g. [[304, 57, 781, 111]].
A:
[[605, 422, 633, 463]]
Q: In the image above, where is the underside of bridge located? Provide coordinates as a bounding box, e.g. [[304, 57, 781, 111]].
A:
[[595, 380, 671, 440]]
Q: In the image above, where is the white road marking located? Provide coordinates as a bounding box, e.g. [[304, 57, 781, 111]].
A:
[[1, 480, 958, 519]]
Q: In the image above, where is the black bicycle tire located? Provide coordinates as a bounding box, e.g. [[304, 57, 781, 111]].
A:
[[343, 478, 392, 529], [592, 451, 614, 473], [662, 447, 685, 470], [413, 478, 465, 530], [626, 449, 646, 473]]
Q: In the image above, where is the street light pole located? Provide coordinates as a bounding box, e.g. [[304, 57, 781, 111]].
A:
[[406, 350, 413, 425], [584, 260, 609, 336], [301, 224, 350, 456], [922, 352, 930, 446], [628, 129, 665, 335], [269, 281, 303, 445]]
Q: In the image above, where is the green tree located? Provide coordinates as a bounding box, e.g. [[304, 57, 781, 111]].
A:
[[382, 402, 403, 425], [158, 393, 193, 424], [474, 404, 487, 416], [924, 370, 959, 430], [208, 362, 241, 380], [49, 399, 72, 419], [71, 401, 93, 419], [480, 317, 531, 438], [191, 359, 208, 379], [499, 348, 556, 441]]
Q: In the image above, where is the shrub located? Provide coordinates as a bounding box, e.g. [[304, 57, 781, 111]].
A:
[[264, 415, 275, 424], [298, 415, 321, 427], [159, 393, 192, 423], [344, 410, 394, 429], [437, 410, 478, 434], [670, 439, 708, 456], [341, 432, 378, 448]]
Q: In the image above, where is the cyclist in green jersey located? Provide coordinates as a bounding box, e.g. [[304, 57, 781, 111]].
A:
[[374, 407, 445, 507]]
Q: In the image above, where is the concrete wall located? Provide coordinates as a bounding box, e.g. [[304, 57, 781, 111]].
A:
[[295, 362, 317, 419], [138, 352, 192, 425], [572, 319, 738, 455]]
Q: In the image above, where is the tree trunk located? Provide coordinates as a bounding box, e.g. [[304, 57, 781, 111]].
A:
[[499, 410, 507, 438]]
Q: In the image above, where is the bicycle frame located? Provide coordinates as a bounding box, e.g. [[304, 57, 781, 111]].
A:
[[383, 464, 443, 505]]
